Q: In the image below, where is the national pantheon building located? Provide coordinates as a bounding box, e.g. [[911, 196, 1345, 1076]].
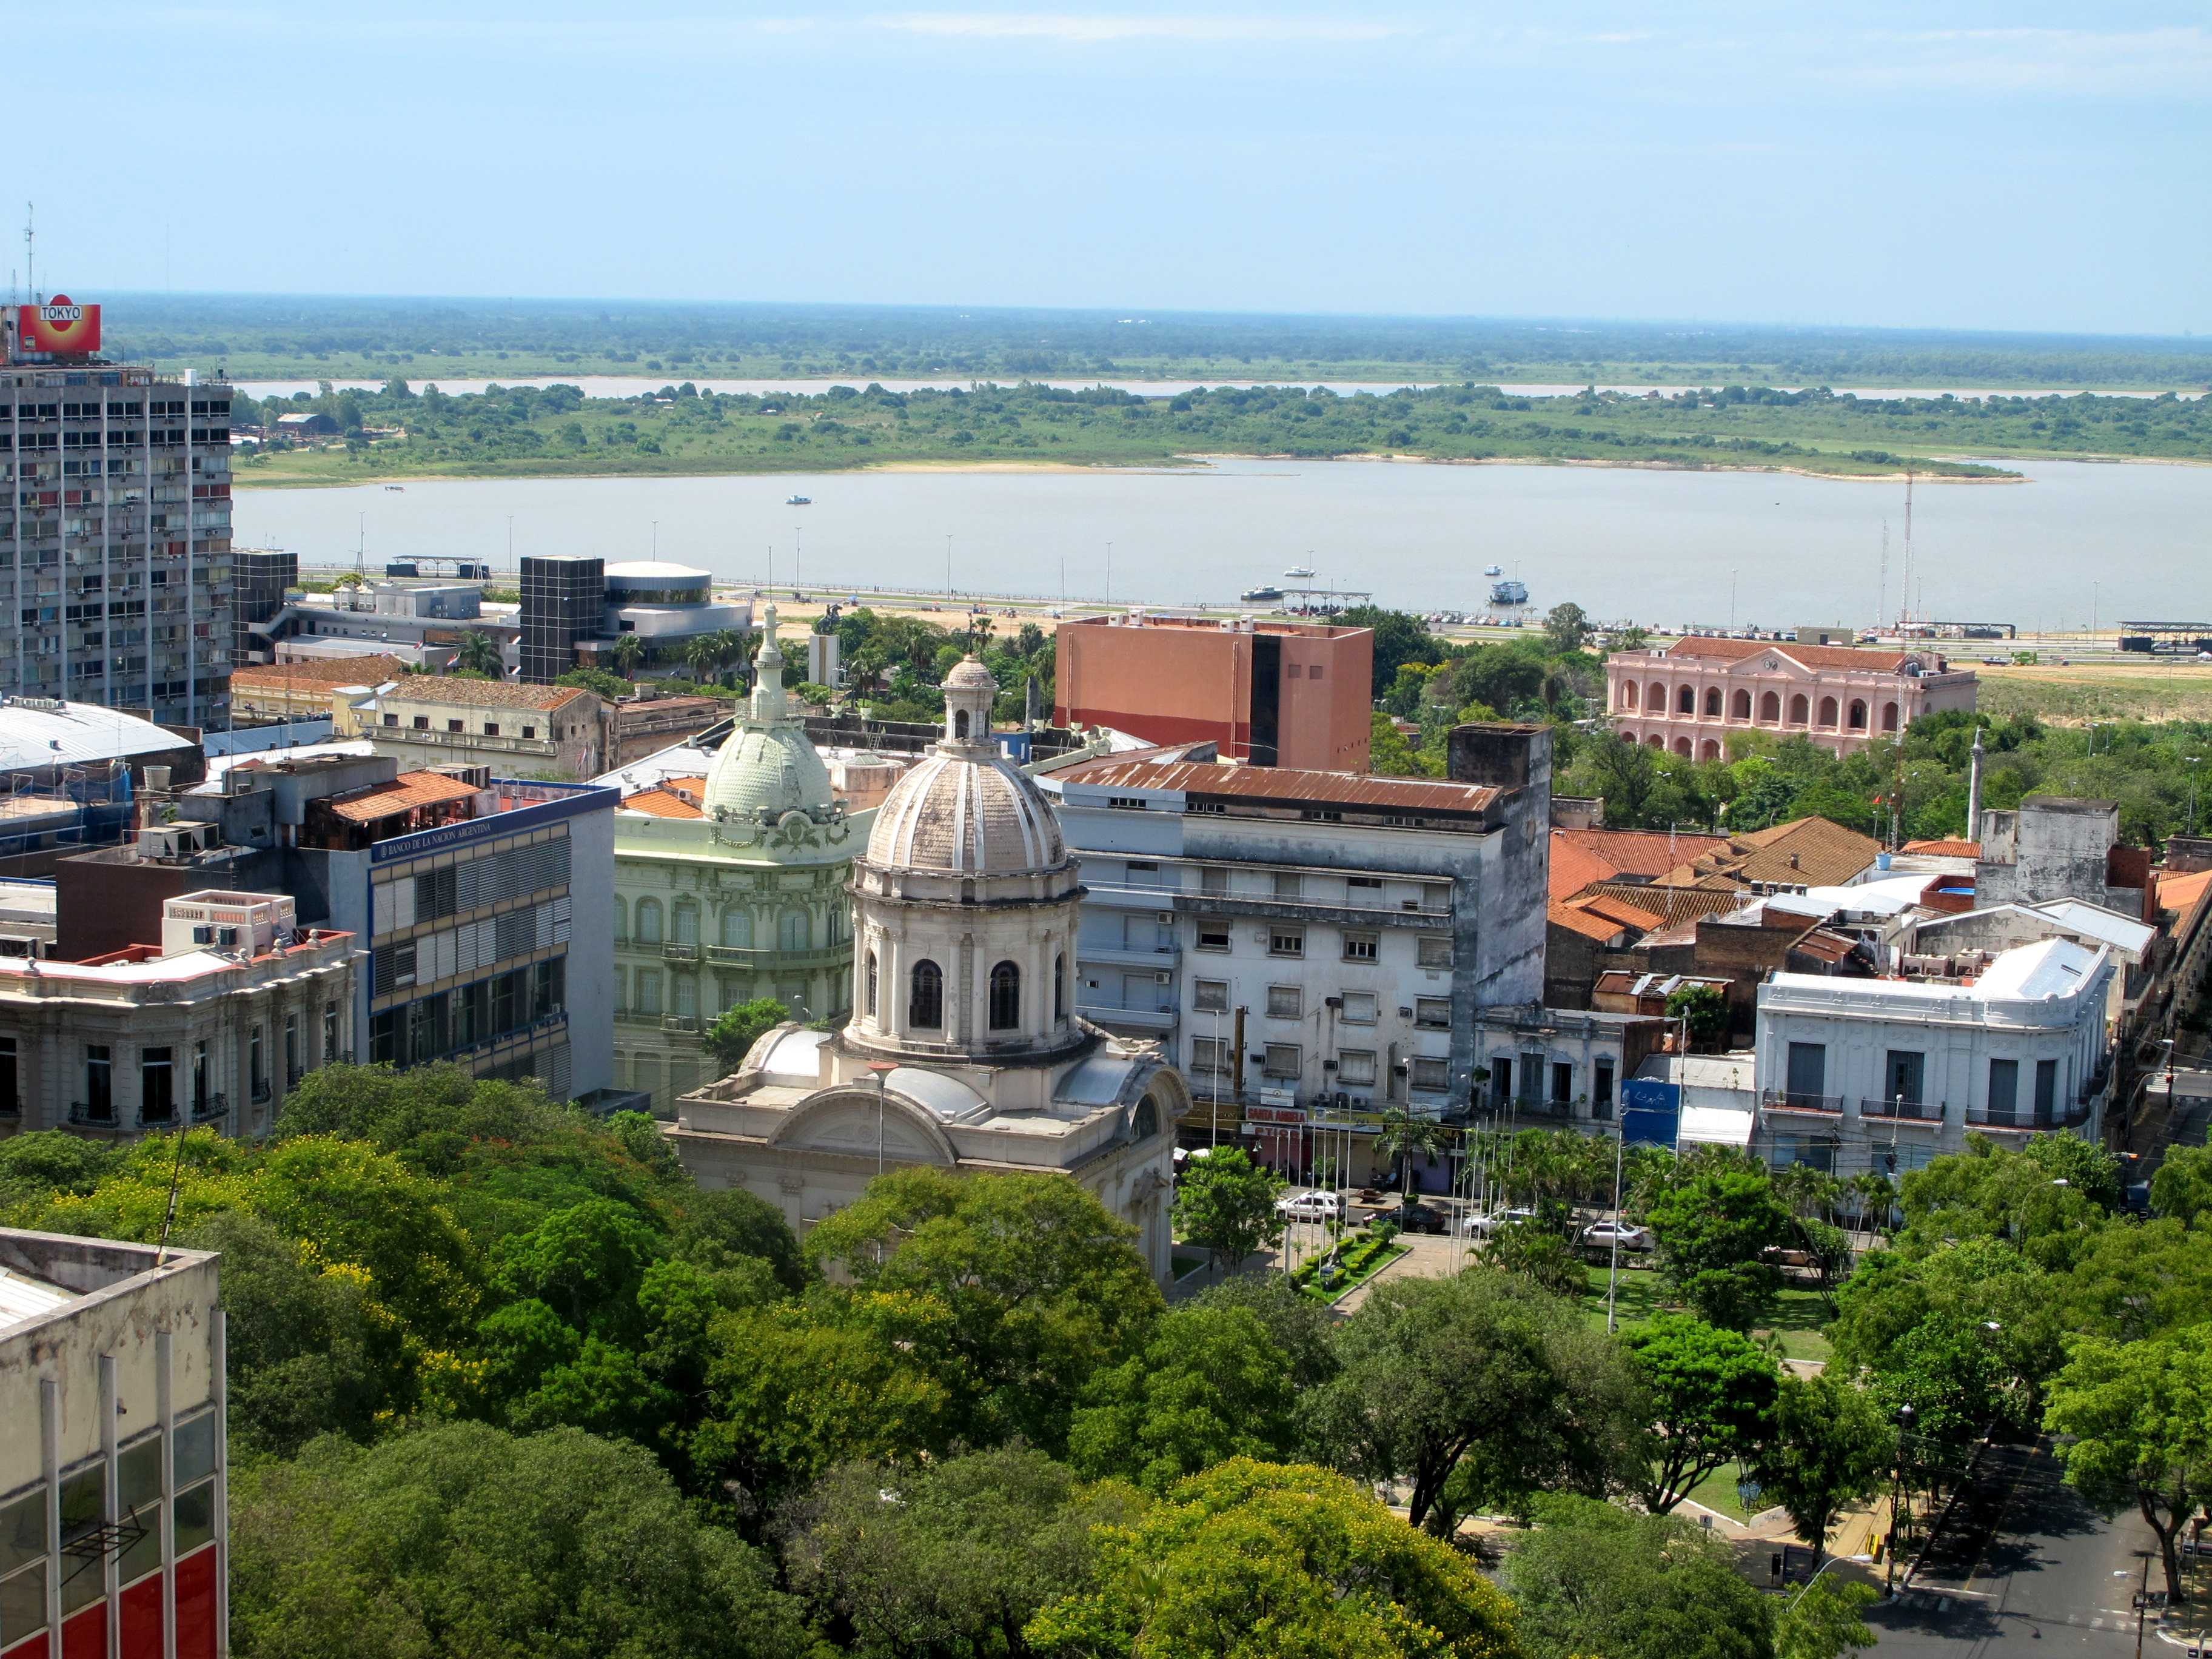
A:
[[668, 657, 1186, 1281]]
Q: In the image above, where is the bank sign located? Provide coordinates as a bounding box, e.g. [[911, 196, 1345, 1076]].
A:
[[16, 295, 101, 355]]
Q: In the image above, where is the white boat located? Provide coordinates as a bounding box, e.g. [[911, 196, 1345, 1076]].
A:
[[785, 494, 811, 506], [1483, 563, 1502, 577], [1489, 578, 1528, 606], [1284, 564, 1316, 580]]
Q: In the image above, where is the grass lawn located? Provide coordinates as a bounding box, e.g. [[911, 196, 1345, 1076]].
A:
[[1680, 1460, 1760, 1523], [1579, 1265, 1833, 1364], [1171, 1252, 1207, 1281]]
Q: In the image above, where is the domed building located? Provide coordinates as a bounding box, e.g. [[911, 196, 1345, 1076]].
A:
[[668, 657, 1185, 1281], [606, 607, 862, 1112]]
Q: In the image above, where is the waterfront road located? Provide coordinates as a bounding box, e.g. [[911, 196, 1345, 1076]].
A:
[[1869, 1436, 2169, 1657]]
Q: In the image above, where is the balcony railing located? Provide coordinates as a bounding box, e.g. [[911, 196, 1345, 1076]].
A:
[[191, 1092, 229, 1123], [250, 1080, 272, 1104], [1860, 1096, 1942, 1122], [663, 943, 697, 963], [66, 1104, 131, 1132], [1962, 1105, 2054, 1131], [1761, 1088, 1845, 1114]]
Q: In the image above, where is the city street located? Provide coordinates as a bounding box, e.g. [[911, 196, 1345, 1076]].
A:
[[1870, 1438, 2171, 1656]]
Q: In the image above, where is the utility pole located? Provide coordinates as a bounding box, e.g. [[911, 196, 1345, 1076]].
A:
[[1606, 1129, 1624, 1333]]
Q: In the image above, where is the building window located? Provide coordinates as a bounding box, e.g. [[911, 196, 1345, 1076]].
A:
[[721, 908, 752, 948], [85, 1044, 113, 1121], [382, 712, 398, 727], [1551, 1062, 1574, 1104], [1273, 872, 1303, 900], [1197, 928, 1231, 953], [139, 1047, 175, 1124], [1417, 936, 1451, 970], [1267, 984, 1302, 1020], [1415, 997, 1450, 1029], [534, 959, 564, 1019], [779, 910, 809, 952], [369, 1011, 397, 1065], [1191, 1036, 1229, 1073], [485, 723, 500, 737], [1348, 876, 1382, 896], [674, 975, 697, 1019], [989, 960, 1021, 1030], [1988, 1057, 2019, 1122], [635, 897, 663, 944], [0, 1037, 15, 1116], [635, 968, 663, 1015], [1201, 866, 1229, 896], [412, 715, 430, 729], [613, 897, 628, 942], [1409, 1056, 1449, 1092], [1263, 1043, 1301, 1080], [284, 1014, 299, 1083], [865, 950, 879, 1018], [1193, 979, 1229, 1013], [1055, 952, 1066, 1022], [1340, 991, 1377, 1024], [1269, 927, 1304, 958], [2035, 1058, 2059, 1119], [910, 960, 943, 1029], [1342, 931, 1378, 962], [447, 719, 464, 733], [325, 1000, 341, 1061], [522, 726, 537, 740], [672, 900, 699, 945], [1595, 1059, 1615, 1109], [1338, 1049, 1378, 1087]]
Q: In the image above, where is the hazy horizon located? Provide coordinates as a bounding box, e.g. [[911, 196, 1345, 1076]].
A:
[[19, 2, 2207, 337]]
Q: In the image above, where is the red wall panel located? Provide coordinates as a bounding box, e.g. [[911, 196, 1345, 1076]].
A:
[[119, 1572, 166, 1659], [175, 1546, 218, 1659], [61, 1602, 106, 1659]]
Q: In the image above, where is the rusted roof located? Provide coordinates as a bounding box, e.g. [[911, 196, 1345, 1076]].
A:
[[1550, 826, 1729, 900], [1663, 635, 1914, 673], [1549, 899, 1633, 942], [1065, 760, 1499, 814], [1576, 891, 1667, 932], [1585, 881, 1744, 922], [1792, 928, 1858, 964], [622, 778, 708, 819], [2158, 868, 2212, 919], [324, 770, 482, 823], [1903, 837, 1982, 857], [378, 677, 595, 712], [232, 654, 409, 689]]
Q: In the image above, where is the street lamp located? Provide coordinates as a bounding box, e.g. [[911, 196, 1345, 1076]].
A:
[[1887, 1403, 1917, 1595], [2190, 757, 2204, 837]]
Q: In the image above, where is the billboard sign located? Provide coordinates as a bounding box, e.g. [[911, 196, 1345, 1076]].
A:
[[16, 295, 101, 355], [1620, 1076, 1681, 1148]]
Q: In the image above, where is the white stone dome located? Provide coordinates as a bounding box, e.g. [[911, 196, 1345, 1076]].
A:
[[866, 749, 1067, 876], [704, 723, 835, 822]]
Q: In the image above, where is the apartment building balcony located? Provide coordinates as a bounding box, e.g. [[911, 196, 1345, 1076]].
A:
[[1079, 1001, 1176, 1034], [1171, 893, 1451, 931], [1859, 1096, 1942, 1122], [1079, 943, 1183, 971], [1760, 1088, 1845, 1116], [378, 726, 560, 759], [700, 942, 850, 973]]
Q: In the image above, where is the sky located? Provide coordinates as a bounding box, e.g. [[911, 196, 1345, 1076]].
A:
[[17, 1, 2210, 335]]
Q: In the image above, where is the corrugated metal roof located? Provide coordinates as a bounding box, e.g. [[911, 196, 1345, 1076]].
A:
[[0, 700, 191, 772], [0, 1263, 75, 1335], [1066, 760, 1499, 814]]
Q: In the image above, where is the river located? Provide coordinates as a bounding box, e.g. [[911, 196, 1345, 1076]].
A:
[[229, 455, 2212, 633]]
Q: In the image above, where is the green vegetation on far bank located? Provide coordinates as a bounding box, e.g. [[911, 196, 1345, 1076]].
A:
[[114, 293, 2212, 392], [241, 375, 2212, 489]]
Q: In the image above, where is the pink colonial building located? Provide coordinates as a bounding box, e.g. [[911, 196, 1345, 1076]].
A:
[[1605, 637, 1978, 759]]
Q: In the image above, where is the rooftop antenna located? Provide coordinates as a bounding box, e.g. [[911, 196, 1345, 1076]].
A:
[[1901, 471, 1914, 628], [22, 201, 33, 303], [1877, 520, 1888, 634]]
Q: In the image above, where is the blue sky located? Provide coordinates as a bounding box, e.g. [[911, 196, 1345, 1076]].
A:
[[19, 2, 2209, 334]]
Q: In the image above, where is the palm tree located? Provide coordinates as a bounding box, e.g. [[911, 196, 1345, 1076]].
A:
[[454, 630, 503, 677], [705, 628, 748, 687], [683, 635, 723, 686], [1374, 1104, 1448, 1204], [609, 634, 645, 680]]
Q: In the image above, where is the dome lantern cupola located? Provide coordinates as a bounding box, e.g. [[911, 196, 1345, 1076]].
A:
[[940, 655, 997, 752]]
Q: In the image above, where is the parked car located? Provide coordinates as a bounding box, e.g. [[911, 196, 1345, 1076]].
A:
[[1395, 1200, 1447, 1235], [1581, 1220, 1654, 1252], [1460, 1206, 1537, 1236], [1275, 1189, 1344, 1222]]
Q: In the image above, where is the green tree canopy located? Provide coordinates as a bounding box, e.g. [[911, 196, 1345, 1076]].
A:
[[1025, 1459, 1525, 1659], [704, 997, 794, 1071], [2151, 1142, 2212, 1227], [1620, 1313, 1781, 1513], [1171, 1147, 1284, 1278], [228, 1422, 810, 1659], [1504, 1494, 1772, 1659], [1067, 1304, 1298, 1492], [1647, 1168, 1792, 1331], [1748, 1372, 1891, 1561], [2045, 1324, 2212, 1601]]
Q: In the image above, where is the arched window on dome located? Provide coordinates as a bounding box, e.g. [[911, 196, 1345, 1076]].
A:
[[954, 709, 971, 739], [865, 951, 878, 1019], [1131, 1096, 1159, 1141], [910, 960, 943, 1030], [635, 897, 663, 945], [720, 908, 752, 950], [989, 960, 1021, 1031], [671, 899, 698, 946], [779, 910, 809, 952], [1054, 952, 1066, 1022]]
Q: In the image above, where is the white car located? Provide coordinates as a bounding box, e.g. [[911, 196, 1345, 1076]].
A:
[[1275, 1189, 1344, 1222], [1461, 1206, 1536, 1236], [1581, 1220, 1654, 1252]]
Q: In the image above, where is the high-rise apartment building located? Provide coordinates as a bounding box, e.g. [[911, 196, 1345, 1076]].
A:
[[3, 300, 235, 730]]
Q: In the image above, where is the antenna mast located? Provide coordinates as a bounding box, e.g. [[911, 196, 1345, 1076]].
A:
[[1901, 471, 1914, 628], [1878, 520, 1888, 634], [22, 202, 32, 303]]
